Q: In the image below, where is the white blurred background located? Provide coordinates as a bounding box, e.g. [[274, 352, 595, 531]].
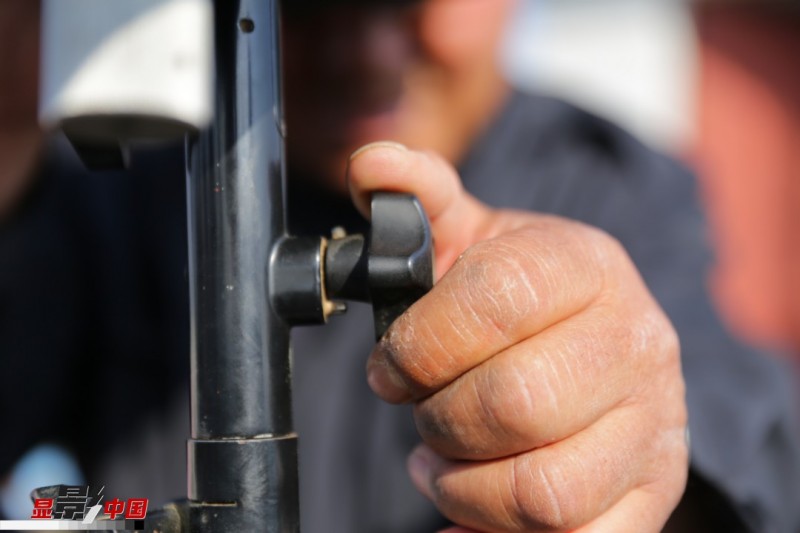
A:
[[499, 0, 800, 354], [502, 0, 696, 154]]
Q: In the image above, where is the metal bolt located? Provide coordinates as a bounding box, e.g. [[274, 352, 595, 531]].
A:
[[331, 226, 347, 240]]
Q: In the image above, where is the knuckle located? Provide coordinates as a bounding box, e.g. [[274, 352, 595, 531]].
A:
[[639, 373, 689, 490], [661, 320, 681, 361], [413, 397, 467, 455], [571, 222, 624, 265], [627, 306, 682, 395], [646, 425, 691, 507], [511, 456, 587, 531], [636, 308, 679, 360], [672, 434, 691, 489], [658, 396, 690, 461], [428, 470, 468, 522], [414, 357, 561, 460], [457, 241, 541, 339], [479, 363, 553, 448], [570, 223, 640, 294], [415, 365, 545, 459], [644, 308, 680, 359]]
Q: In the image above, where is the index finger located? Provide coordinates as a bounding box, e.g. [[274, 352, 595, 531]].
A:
[[366, 222, 613, 403]]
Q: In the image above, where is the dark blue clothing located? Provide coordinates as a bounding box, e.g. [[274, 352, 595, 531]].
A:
[[2, 91, 799, 531], [289, 91, 800, 532]]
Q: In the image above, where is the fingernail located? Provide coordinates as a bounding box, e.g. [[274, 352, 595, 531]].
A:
[[366, 345, 411, 403], [349, 141, 408, 161], [407, 446, 432, 497]]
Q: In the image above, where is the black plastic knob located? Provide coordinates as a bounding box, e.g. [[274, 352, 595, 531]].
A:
[[323, 193, 434, 338], [272, 192, 434, 339]]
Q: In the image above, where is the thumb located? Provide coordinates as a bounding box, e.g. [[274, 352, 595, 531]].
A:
[[346, 141, 492, 274]]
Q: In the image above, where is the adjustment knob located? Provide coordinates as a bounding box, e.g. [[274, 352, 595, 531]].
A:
[[324, 193, 434, 338]]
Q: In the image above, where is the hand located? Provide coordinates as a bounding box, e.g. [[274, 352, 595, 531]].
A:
[[347, 142, 689, 532]]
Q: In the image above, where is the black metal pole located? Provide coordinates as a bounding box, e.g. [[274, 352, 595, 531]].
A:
[[185, 0, 299, 530]]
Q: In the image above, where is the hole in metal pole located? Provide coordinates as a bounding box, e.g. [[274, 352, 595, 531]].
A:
[[239, 18, 255, 33]]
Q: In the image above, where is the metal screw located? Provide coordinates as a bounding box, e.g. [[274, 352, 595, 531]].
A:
[[331, 226, 347, 240]]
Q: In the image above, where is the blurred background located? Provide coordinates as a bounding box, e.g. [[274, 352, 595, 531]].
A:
[[503, 0, 800, 354], [3, 0, 800, 520]]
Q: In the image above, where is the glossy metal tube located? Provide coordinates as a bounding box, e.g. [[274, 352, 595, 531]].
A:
[[185, 0, 299, 530]]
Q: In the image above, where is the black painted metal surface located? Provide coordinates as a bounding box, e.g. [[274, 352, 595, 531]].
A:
[[185, 0, 300, 530], [321, 193, 434, 339]]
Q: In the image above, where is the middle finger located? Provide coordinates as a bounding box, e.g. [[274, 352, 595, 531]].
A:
[[413, 300, 669, 460]]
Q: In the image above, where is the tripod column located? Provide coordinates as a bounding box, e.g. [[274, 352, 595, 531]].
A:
[[186, 0, 299, 530]]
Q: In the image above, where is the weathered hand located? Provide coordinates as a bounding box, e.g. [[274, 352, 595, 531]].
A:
[[348, 142, 689, 533]]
